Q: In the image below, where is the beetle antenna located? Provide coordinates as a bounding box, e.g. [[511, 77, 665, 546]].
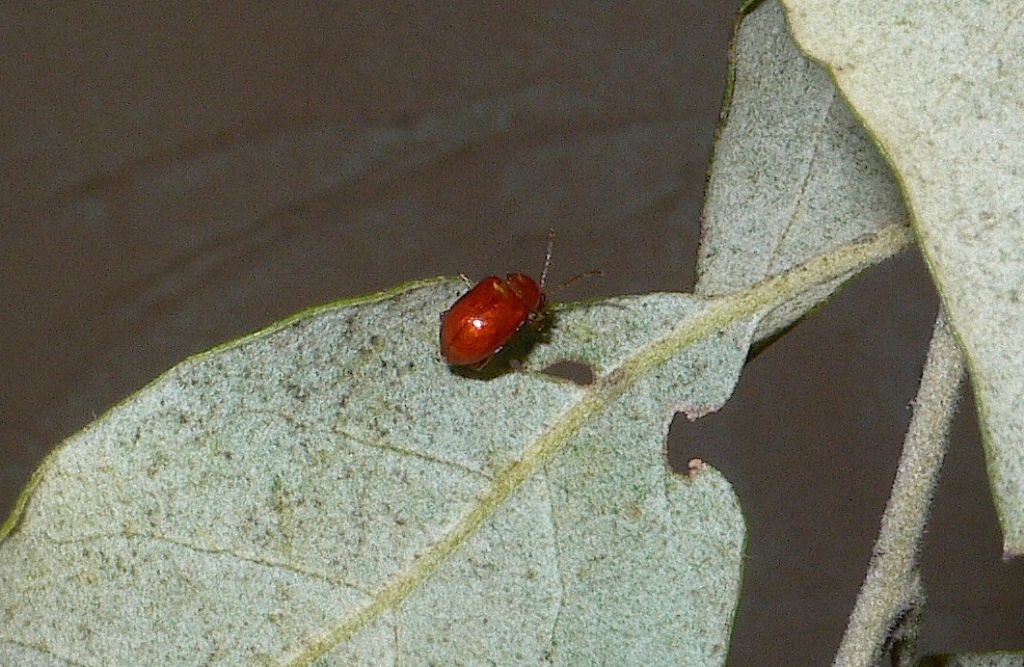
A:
[[547, 269, 604, 296], [540, 229, 555, 289]]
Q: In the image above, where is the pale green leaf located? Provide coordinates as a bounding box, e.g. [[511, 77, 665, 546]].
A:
[[0, 200, 911, 663], [0, 211, 913, 665], [781, 0, 1024, 556], [0, 212, 914, 665], [698, 0, 909, 342], [0, 279, 750, 666]]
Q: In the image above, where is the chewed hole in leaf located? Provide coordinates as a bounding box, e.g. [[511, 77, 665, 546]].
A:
[[540, 361, 595, 386], [665, 411, 732, 480]]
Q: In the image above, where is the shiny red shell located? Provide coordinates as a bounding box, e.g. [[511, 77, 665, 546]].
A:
[[439, 272, 544, 366]]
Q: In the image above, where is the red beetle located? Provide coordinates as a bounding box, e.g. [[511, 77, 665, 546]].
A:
[[439, 233, 598, 368], [439, 271, 545, 367]]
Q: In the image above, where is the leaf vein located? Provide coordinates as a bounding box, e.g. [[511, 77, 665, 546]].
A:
[[333, 427, 493, 480], [766, 86, 837, 276], [49, 530, 372, 595], [0, 636, 93, 667], [540, 468, 568, 658]]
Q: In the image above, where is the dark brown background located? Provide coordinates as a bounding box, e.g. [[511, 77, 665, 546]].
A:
[[2, 2, 1022, 664]]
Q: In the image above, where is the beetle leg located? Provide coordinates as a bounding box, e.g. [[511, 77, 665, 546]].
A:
[[469, 356, 492, 372]]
